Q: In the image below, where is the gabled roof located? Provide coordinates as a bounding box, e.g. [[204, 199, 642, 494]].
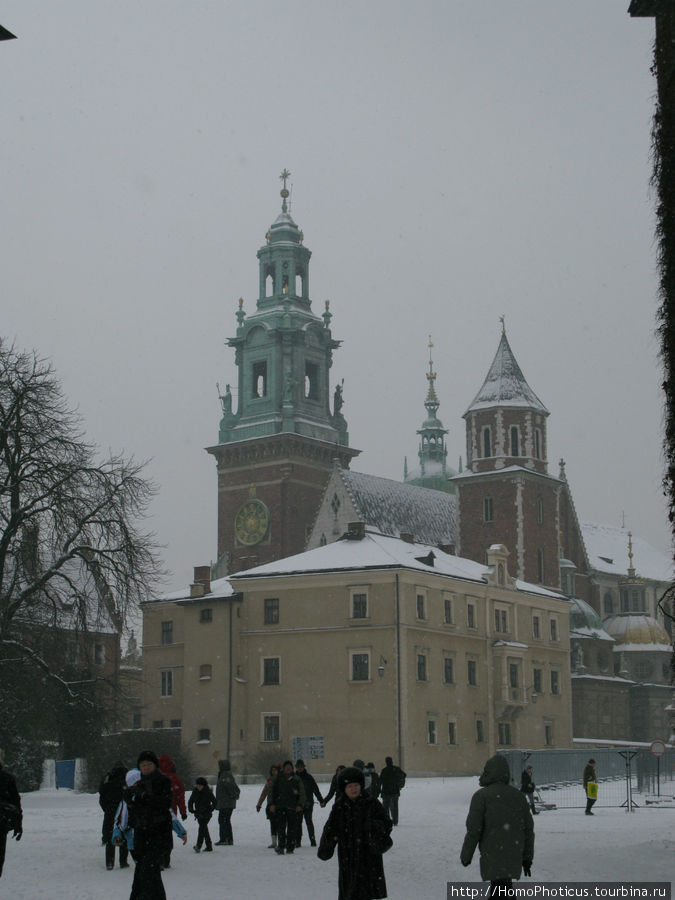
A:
[[581, 522, 674, 583], [464, 331, 548, 416], [231, 530, 564, 600], [340, 469, 456, 547]]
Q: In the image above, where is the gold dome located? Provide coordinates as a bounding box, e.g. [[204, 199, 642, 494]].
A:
[[603, 614, 671, 650]]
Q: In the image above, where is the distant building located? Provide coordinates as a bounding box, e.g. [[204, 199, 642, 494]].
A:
[[141, 534, 572, 775]]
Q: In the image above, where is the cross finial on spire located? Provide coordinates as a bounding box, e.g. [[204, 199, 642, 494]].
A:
[[280, 168, 291, 212], [426, 335, 436, 384], [499, 314, 506, 334]]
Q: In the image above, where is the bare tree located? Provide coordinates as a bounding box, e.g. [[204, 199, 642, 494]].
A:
[[0, 339, 162, 696]]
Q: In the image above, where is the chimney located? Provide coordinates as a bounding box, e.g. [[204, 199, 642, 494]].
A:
[[347, 521, 366, 540], [399, 532, 414, 544], [438, 543, 456, 556], [191, 565, 211, 596]]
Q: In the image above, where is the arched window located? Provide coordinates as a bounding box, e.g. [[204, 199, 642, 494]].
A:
[[482, 427, 492, 458], [510, 426, 519, 457]]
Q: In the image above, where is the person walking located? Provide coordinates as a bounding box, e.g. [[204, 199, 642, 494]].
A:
[[99, 760, 130, 870], [460, 754, 534, 897], [364, 763, 380, 799], [256, 763, 281, 848], [125, 749, 172, 900], [269, 760, 306, 855], [157, 754, 187, 868], [215, 759, 240, 845], [520, 765, 538, 815], [583, 759, 597, 816], [379, 757, 406, 826], [321, 766, 346, 808], [188, 777, 217, 853], [318, 764, 393, 900], [0, 749, 22, 879], [295, 759, 324, 847]]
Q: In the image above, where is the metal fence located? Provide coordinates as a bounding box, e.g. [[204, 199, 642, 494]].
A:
[[497, 747, 675, 810]]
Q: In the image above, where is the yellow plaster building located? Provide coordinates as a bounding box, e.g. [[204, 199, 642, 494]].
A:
[[141, 529, 572, 776]]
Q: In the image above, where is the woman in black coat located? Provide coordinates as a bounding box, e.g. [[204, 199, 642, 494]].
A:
[[99, 761, 129, 870], [125, 750, 172, 900], [318, 766, 393, 900]]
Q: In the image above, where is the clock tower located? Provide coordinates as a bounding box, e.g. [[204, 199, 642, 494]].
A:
[[208, 172, 359, 574]]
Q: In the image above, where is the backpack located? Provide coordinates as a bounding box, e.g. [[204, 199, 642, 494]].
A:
[[396, 769, 406, 791]]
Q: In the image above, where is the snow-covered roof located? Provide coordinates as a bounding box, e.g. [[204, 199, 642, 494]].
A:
[[230, 530, 564, 600], [452, 465, 559, 484], [464, 332, 549, 416], [341, 469, 456, 546], [580, 521, 673, 583], [568, 596, 614, 642], [153, 575, 236, 604], [604, 613, 672, 651]]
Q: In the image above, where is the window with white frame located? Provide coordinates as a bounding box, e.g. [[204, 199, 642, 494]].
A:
[[550, 670, 560, 695], [494, 607, 508, 633], [427, 718, 437, 745], [264, 598, 279, 625], [550, 618, 559, 641], [533, 615, 541, 639], [161, 620, 173, 645], [262, 714, 280, 742], [352, 591, 368, 619], [416, 591, 426, 620], [467, 602, 476, 629], [160, 669, 173, 697], [263, 657, 280, 685], [350, 651, 370, 682], [443, 595, 453, 624]]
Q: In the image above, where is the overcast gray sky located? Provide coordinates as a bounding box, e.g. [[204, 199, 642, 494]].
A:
[[2, 1, 669, 589]]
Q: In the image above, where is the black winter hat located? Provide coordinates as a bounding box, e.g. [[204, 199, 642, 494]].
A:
[[385, 756, 393, 766], [352, 759, 365, 769], [137, 749, 159, 767], [195, 777, 208, 786], [338, 766, 365, 792]]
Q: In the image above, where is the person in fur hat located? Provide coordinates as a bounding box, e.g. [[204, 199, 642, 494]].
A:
[[124, 750, 172, 900], [318, 765, 392, 899]]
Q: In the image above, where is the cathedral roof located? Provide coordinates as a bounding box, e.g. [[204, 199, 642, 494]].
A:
[[580, 521, 674, 583], [464, 331, 548, 416], [569, 596, 615, 642], [341, 469, 457, 547], [603, 614, 672, 652]]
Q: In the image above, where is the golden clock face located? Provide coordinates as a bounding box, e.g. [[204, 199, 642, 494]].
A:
[[234, 498, 270, 546]]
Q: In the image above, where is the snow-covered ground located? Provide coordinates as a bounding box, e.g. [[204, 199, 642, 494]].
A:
[[3, 779, 674, 899]]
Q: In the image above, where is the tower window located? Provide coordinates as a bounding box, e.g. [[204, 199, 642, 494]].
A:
[[537, 548, 545, 583], [510, 426, 519, 457], [252, 361, 267, 398], [537, 497, 544, 525], [305, 361, 319, 400], [482, 427, 492, 458], [534, 428, 542, 459], [265, 265, 275, 297], [483, 497, 494, 523]]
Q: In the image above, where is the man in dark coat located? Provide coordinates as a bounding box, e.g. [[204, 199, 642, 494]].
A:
[[364, 763, 381, 799], [98, 760, 129, 870], [318, 765, 392, 900], [269, 760, 306, 855], [583, 759, 597, 816], [188, 777, 217, 852], [215, 759, 240, 845], [0, 750, 22, 879], [295, 759, 324, 847], [461, 754, 534, 895], [520, 765, 538, 815], [125, 749, 172, 900], [378, 757, 406, 826]]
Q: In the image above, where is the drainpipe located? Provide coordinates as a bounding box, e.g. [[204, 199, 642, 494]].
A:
[[227, 599, 233, 759], [395, 573, 403, 766]]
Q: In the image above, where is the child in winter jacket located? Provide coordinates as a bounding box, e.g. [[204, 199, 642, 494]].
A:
[[188, 778, 217, 852]]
